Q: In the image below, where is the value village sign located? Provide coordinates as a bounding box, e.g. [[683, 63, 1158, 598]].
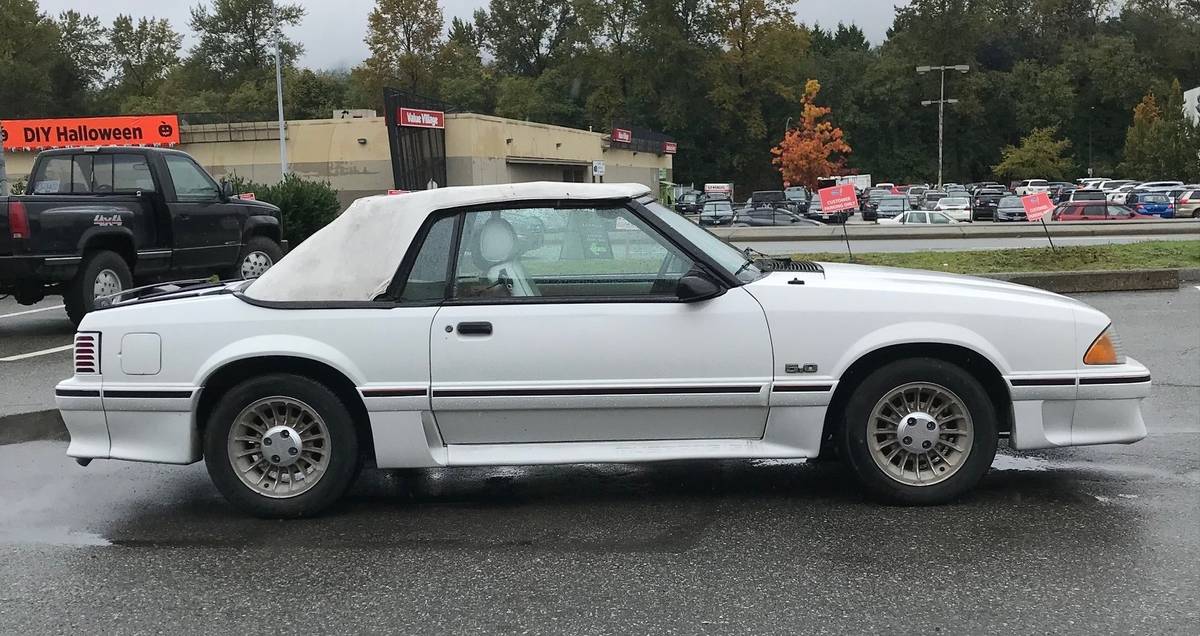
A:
[[1, 115, 181, 151]]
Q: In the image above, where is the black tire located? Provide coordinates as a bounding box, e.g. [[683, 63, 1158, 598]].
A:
[[230, 236, 284, 280], [204, 374, 360, 518], [64, 250, 133, 326], [838, 357, 997, 505]]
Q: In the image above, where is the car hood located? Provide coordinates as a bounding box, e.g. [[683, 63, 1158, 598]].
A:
[[750, 261, 1091, 310]]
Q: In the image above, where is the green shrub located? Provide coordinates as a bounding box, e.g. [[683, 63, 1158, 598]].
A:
[[10, 176, 28, 195], [229, 173, 340, 246]]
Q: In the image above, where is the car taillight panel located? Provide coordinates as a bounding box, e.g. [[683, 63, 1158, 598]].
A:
[[8, 200, 30, 239], [74, 332, 100, 374]]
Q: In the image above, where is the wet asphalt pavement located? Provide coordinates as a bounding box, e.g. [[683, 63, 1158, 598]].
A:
[[0, 288, 1197, 634]]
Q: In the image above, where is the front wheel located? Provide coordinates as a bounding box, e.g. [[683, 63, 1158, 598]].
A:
[[231, 236, 284, 280], [839, 358, 997, 505], [204, 374, 360, 517]]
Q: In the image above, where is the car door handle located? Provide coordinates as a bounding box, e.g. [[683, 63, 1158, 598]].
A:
[[456, 322, 493, 336]]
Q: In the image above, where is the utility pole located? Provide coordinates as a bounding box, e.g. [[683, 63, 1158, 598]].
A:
[[0, 122, 8, 195], [916, 64, 969, 189], [273, 3, 289, 178], [1088, 106, 1095, 177]]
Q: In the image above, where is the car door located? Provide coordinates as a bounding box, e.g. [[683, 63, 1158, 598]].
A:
[[160, 153, 242, 272], [1082, 204, 1107, 221], [427, 203, 773, 444]]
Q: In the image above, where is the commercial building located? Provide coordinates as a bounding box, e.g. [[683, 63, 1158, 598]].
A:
[[2, 110, 675, 210]]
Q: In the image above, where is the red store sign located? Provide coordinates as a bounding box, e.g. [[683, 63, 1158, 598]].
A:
[[611, 128, 632, 143], [662, 141, 677, 154], [398, 108, 445, 129]]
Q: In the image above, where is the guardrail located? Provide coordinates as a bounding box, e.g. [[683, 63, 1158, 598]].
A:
[[709, 219, 1200, 242]]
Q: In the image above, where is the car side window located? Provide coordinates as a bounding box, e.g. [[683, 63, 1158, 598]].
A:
[[164, 154, 218, 201], [1107, 205, 1132, 219], [929, 212, 950, 224], [396, 215, 456, 302], [911, 212, 928, 223], [112, 154, 157, 192], [450, 206, 694, 301], [1083, 205, 1106, 218]]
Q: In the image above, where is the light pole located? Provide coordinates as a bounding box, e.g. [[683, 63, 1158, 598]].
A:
[[1088, 106, 1095, 177], [916, 64, 969, 189], [784, 116, 792, 138], [273, 3, 288, 177]]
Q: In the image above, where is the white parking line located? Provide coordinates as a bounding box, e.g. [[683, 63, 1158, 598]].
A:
[[0, 344, 73, 362], [0, 304, 64, 319]]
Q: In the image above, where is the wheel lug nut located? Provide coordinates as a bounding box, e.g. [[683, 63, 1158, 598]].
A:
[[907, 418, 915, 426], [927, 422, 936, 430], [288, 447, 298, 456], [922, 441, 931, 449], [263, 438, 272, 446], [281, 430, 290, 438], [271, 455, 281, 463], [903, 436, 912, 445]]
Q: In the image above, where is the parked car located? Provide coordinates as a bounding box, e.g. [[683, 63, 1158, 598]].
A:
[[750, 190, 790, 210], [972, 191, 1003, 221], [1097, 179, 1136, 192], [1121, 192, 1175, 218], [784, 186, 810, 212], [860, 187, 891, 218], [1132, 181, 1184, 192], [1106, 183, 1141, 202], [879, 210, 959, 225], [934, 196, 972, 221], [803, 198, 851, 224], [966, 181, 1000, 194], [1052, 202, 1154, 221], [1014, 179, 1049, 196], [875, 195, 912, 220], [921, 191, 947, 210], [1176, 189, 1200, 218], [674, 191, 703, 216], [994, 196, 1027, 222], [1, 147, 285, 325], [699, 199, 735, 225], [906, 185, 928, 207], [55, 181, 1150, 517], [1066, 189, 1108, 202], [1050, 184, 1076, 202], [734, 207, 821, 227]]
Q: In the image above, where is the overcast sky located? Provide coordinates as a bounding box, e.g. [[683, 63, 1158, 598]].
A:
[[38, 0, 900, 71]]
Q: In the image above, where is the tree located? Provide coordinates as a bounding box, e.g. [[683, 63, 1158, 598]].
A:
[[55, 11, 110, 93], [0, 0, 66, 117], [476, 0, 583, 76], [1119, 83, 1200, 181], [361, 0, 444, 95], [187, 0, 305, 85], [771, 80, 851, 188], [109, 15, 183, 98], [992, 127, 1074, 180], [436, 17, 494, 112]]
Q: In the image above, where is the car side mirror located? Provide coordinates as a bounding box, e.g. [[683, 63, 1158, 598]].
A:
[[677, 271, 724, 303], [219, 179, 234, 201]]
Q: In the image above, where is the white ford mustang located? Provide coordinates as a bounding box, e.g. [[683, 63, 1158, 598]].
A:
[[55, 182, 1150, 517]]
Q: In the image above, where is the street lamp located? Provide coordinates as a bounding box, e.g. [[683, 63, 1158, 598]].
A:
[[917, 64, 969, 189], [1088, 106, 1095, 177], [784, 116, 792, 137], [272, 3, 288, 177]]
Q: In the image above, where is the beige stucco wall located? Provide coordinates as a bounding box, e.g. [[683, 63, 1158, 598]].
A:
[[6, 113, 674, 204]]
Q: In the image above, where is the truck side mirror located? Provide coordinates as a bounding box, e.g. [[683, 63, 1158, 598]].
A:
[[219, 179, 234, 201]]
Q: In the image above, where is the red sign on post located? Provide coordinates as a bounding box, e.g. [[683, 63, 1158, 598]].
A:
[[1021, 192, 1055, 222], [818, 184, 859, 213], [662, 141, 677, 154], [611, 128, 632, 143], [397, 108, 445, 129]]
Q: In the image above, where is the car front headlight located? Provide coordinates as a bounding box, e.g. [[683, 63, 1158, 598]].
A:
[[1084, 325, 1127, 365]]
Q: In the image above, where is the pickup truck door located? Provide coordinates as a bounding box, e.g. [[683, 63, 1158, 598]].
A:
[[425, 205, 773, 444], [159, 153, 241, 273]]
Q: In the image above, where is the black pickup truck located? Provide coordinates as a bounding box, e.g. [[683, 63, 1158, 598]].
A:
[[1, 147, 284, 324]]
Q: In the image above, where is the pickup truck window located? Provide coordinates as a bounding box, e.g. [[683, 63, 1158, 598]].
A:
[[164, 154, 219, 201], [31, 155, 85, 193], [30, 153, 156, 194]]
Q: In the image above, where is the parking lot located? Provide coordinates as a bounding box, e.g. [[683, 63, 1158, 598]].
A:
[[0, 287, 1196, 633]]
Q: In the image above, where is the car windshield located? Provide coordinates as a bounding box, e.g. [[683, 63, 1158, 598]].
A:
[[1073, 190, 1106, 200], [704, 201, 732, 212], [998, 196, 1023, 208], [784, 188, 808, 200], [878, 197, 907, 210], [941, 197, 969, 206], [641, 199, 763, 284], [1141, 194, 1169, 203], [752, 191, 785, 202]]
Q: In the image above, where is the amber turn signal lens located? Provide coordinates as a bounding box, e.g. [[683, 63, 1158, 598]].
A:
[[1084, 330, 1120, 365]]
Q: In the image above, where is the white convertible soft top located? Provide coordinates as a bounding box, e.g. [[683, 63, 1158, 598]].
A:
[[244, 182, 652, 302]]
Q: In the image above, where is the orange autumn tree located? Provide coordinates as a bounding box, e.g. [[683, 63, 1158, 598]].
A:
[[771, 79, 851, 189]]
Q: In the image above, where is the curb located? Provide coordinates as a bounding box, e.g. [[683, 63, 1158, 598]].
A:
[[0, 409, 67, 446], [1180, 268, 1200, 282], [981, 269, 1180, 293]]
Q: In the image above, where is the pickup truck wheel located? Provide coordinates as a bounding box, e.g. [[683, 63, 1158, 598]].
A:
[[234, 236, 283, 280], [64, 250, 132, 326], [204, 374, 360, 518], [839, 358, 997, 505]]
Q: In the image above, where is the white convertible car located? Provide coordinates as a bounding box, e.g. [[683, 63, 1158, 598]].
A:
[[55, 183, 1150, 517]]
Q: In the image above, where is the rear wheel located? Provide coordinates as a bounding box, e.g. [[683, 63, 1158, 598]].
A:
[[204, 374, 360, 518], [64, 250, 132, 326], [839, 358, 997, 505]]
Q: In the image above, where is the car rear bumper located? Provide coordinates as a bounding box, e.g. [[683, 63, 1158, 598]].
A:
[[55, 379, 201, 465], [1006, 358, 1150, 450]]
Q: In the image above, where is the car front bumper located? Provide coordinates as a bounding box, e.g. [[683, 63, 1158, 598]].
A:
[[55, 379, 201, 464], [1006, 357, 1150, 450]]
